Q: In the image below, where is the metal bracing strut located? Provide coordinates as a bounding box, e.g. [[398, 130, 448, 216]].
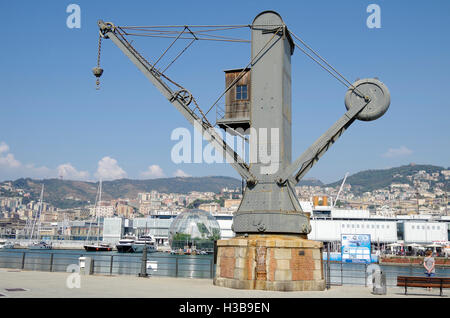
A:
[[277, 99, 368, 186], [277, 76, 390, 187]]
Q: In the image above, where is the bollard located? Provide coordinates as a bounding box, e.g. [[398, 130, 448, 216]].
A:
[[79, 256, 94, 275]]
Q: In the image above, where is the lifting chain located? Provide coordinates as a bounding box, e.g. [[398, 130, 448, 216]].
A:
[[92, 34, 104, 90]]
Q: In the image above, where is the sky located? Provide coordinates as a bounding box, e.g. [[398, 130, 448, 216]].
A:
[[0, 0, 449, 184]]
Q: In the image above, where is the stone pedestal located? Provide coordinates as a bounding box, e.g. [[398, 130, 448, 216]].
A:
[[213, 235, 325, 291]]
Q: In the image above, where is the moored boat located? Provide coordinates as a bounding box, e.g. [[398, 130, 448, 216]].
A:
[[28, 241, 52, 250], [116, 236, 137, 253], [84, 243, 112, 252], [132, 234, 157, 253], [83, 180, 112, 252], [0, 240, 16, 249]]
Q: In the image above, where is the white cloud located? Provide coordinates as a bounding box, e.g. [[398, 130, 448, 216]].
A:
[[57, 163, 90, 180], [95, 156, 127, 180], [0, 142, 21, 168], [0, 141, 53, 179], [0, 142, 10, 154], [0, 152, 21, 168], [382, 146, 413, 158], [173, 169, 190, 178], [140, 165, 166, 179]]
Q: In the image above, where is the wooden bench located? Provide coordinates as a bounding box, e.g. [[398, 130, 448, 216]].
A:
[[397, 276, 450, 296]]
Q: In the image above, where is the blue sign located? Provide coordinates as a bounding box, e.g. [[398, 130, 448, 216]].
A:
[[341, 234, 371, 263]]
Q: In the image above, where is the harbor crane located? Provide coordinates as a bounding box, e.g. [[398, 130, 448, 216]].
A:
[[93, 11, 390, 236]]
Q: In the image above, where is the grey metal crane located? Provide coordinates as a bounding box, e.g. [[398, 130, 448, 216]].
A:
[[94, 11, 390, 236]]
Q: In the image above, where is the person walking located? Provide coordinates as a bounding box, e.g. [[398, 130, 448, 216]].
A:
[[423, 249, 436, 291]]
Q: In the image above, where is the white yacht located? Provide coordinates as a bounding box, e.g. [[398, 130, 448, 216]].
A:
[[116, 235, 137, 253], [0, 240, 15, 249], [132, 234, 157, 253], [28, 241, 52, 250]]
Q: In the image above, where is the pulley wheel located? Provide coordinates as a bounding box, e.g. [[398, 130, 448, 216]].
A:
[[175, 89, 193, 106], [344, 78, 390, 121]]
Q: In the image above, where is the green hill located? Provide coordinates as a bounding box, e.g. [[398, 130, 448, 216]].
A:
[[5, 176, 242, 209], [2, 163, 447, 209], [326, 164, 449, 193]]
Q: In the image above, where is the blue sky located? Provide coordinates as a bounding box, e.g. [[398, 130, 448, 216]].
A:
[[0, 0, 449, 183]]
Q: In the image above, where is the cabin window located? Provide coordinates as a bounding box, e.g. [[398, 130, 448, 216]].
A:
[[412, 225, 415, 229], [236, 85, 248, 100]]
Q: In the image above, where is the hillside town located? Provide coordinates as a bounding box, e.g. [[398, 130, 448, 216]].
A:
[[0, 168, 448, 239]]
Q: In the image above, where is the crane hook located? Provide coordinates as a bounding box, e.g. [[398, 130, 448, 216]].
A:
[[92, 67, 103, 90]]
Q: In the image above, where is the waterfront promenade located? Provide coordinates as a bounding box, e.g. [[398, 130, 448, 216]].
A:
[[0, 268, 445, 298]]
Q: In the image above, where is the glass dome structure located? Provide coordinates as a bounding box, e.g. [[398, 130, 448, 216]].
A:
[[168, 210, 221, 250]]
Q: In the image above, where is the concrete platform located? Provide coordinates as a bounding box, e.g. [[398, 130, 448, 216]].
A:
[[0, 268, 446, 298], [214, 235, 325, 291]]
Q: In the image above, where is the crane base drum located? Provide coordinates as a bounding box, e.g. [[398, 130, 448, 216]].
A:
[[95, 10, 390, 291]]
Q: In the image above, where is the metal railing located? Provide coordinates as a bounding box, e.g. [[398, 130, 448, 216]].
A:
[[2, 250, 448, 287], [0, 250, 215, 279], [323, 261, 450, 287]]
